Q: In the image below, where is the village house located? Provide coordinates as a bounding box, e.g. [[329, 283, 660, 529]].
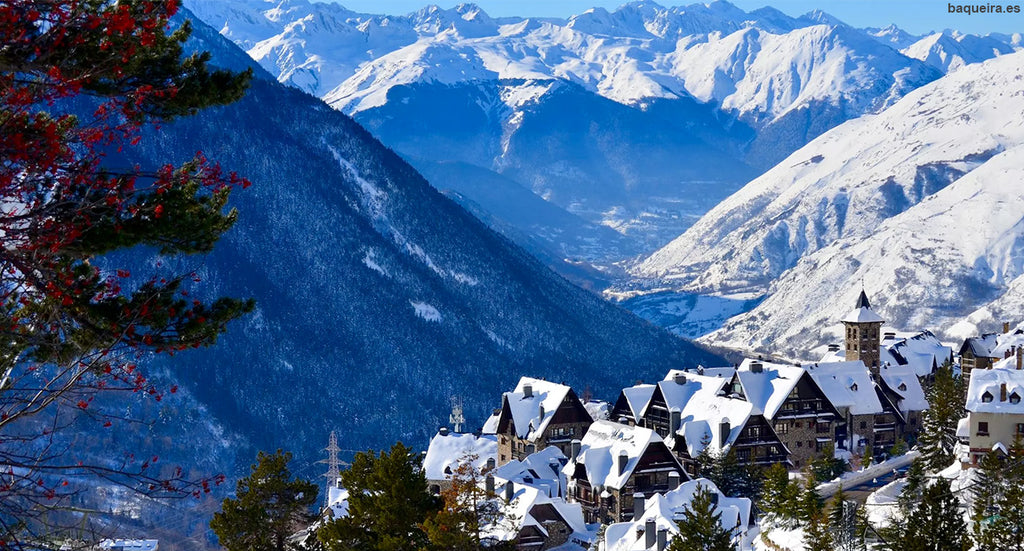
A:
[[422, 428, 497, 495], [875, 362, 928, 444], [959, 323, 1024, 377], [602, 478, 753, 551], [490, 445, 568, 500], [488, 484, 594, 551], [959, 358, 1024, 467], [563, 420, 688, 524], [806, 360, 887, 453], [496, 377, 593, 465], [728, 358, 840, 468]]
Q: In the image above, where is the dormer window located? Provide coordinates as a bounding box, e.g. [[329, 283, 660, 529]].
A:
[[898, 383, 907, 392], [1011, 392, 1021, 405], [850, 383, 858, 392], [982, 391, 994, 403]]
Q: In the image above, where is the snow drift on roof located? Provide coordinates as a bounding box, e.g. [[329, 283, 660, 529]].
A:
[[807, 361, 883, 415], [570, 420, 668, 490], [422, 432, 497, 480], [967, 366, 1024, 415]]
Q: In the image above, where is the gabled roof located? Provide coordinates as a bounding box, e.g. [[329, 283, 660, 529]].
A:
[[966, 367, 1024, 415], [616, 384, 657, 423], [960, 327, 1024, 360], [567, 420, 675, 491], [500, 377, 587, 441], [881, 330, 952, 377], [877, 362, 928, 412], [485, 485, 592, 545], [734, 359, 805, 419], [422, 432, 497, 481], [602, 478, 751, 551], [491, 445, 566, 498], [806, 361, 884, 415]]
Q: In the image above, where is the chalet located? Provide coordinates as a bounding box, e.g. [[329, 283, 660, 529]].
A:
[[959, 323, 1024, 377], [729, 359, 841, 468], [490, 446, 567, 500], [959, 359, 1024, 468], [422, 428, 497, 495], [496, 377, 593, 465], [563, 420, 688, 524], [610, 383, 657, 426], [489, 484, 594, 551], [602, 479, 753, 551], [806, 361, 904, 455], [639, 370, 787, 473], [880, 330, 952, 380], [875, 362, 928, 441]]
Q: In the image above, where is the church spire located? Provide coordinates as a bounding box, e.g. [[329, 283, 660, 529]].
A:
[[856, 289, 871, 309]]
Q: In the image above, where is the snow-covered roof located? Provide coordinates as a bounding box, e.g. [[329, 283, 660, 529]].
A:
[[881, 330, 951, 377], [956, 417, 970, 438], [841, 291, 885, 324], [422, 432, 497, 481], [877, 362, 928, 413], [482, 410, 500, 434], [484, 484, 593, 546], [491, 445, 566, 499], [735, 358, 806, 419], [618, 384, 656, 423], [672, 389, 753, 459], [586, 400, 611, 421], [961, 326, 1024, 360], [603, 478, 751, 551], [806, 361, 883, 415], [966, 367, 1024, 415], [568, 420, 672, 491], [326, 486, 349, 518], [502, 377, 586, 441]]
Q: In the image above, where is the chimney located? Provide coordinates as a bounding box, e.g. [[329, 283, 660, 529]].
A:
[[1001, 383, 1008, 402], [633, 493, 645, 519], [618, 451, 629, 476], [538, 404, 545, 419], [668, 471, 681, 491], [657, 528, 668, 551], [828, 343, 840, 352], [504, 482, 514, 503], [750, 362, 763, 374], [720, 420, 731, 449], [670, 408, 682, 434], [1018, 347, 1022, 370], [645, 519, 657, 549], [883, 332, 896, 340], [485, 457, 496, 472], [485, 474, 495, 495], [1005, 321, 1012, 334], [571, 439, 581, 460], [523, 384, 533, 398], [674, 373, 686, 385], [438, 426, 449, 436]]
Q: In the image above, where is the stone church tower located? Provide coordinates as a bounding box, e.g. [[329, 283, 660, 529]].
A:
[[842, 290, 884, 374]]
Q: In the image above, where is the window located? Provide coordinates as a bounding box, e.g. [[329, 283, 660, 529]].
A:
[[795, 422, 802, 428], [982, 392, 994, 403], [978, 422, 989, 436], [860, 421, 867, 429], [775, 423, 789, 435], [808, 440, 813, 449], [816, 440, 828, 452], [1017, 423, 1024, 436], [1012, 393, 1021, 405], [808, 420, 816, 429], [797, 441, 803, 448], [898, 383, 907, 391], [851, 383, 858, 392]]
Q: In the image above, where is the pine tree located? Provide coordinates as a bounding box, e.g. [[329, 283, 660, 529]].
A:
[[210, 450, 319, 551], [829, 486, 866, 551], [811, 442, 847, 483], [759, 463, 799, 522], [898, 460, 926, 516], [667, 485, 737, 551], [971, 450, 1005, 551], [990, 482, 1024, 551], [883, 479, 968, 551], [918, 362, 965, 471], [799, 476, 832, 551], [318, 443, 441, 551]]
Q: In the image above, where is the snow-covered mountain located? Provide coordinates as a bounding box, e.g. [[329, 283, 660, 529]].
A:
[[107, 9, 725, 490], [634, 51, 1024, 355], [181, 0, 960, 268], [901, 30, 1018, 72]]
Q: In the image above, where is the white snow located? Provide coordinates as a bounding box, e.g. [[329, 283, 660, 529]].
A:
[[503, 377, 584, 441], [422, 432, 497, 481], [410, 300, 442, 322], [966, 367, 1024, 414], [806, 361, 883, 416], [567, 420, 675, 491]]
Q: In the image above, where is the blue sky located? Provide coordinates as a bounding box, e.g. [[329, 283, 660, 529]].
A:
[[329, 0, 1024, 34]]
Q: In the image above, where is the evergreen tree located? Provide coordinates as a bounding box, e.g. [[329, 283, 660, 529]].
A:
[[318, 443, 441, 551], [667, 485, 737, 551], [990, 482, 1024, 551], [700, 446, 761, 499], [829, 486, 866, 551], [210, 450, 319, 551], [971, 450, 1005, 551], [898, 460, 926, 516], [799, 476, 832, 551], [883, 479, 968, 551], [810, 442, 847, 483], [918, 362, 965, 471], [759, 463, 799, 521]]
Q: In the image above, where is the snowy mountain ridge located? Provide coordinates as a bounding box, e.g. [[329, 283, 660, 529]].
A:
[[633, 51, 1024, 355]]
